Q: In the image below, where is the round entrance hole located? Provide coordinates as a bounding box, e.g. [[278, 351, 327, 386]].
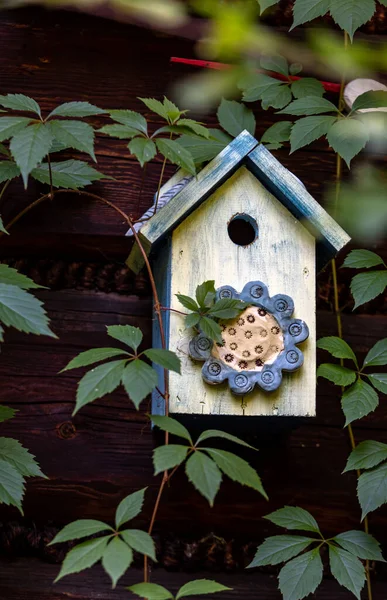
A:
[[227, 214, 258, 246]]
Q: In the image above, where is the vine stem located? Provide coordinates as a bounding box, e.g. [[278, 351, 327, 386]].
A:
[[331, 30, 372, 600]]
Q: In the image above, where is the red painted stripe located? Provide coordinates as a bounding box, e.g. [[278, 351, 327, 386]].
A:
[[170, 57, 341, 94]]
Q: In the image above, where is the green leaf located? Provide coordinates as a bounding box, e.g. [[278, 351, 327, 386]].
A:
[[128, 583, 173, 600], [290, 79, 325, 99], [176, 294, 199, 312], [120, 529, 156, 561], [185, 313, 200, 328], [0, 406, 16, 423], [55, 536, 109, 582], [260, 55, 288, 76], [239, 73, 282, 103], [208, 298, 246, 319], [351, 271, 387, 309], [10, 123, 52, 186], [0, 160, 20, 183], [279, 97, 337, 116], [290, 116, 337, 152], [0, 94, 41, 116], [317, 336, 358, 367], [368, 373, 387, 394], [74, 360, 127, 415], [102, 537, 133, 588], [49, 102, 106, 118], [343, 249, 384, 269], [151, 415, 192, 443], [196, 280, 216, 308], [178, 129, 232, 165], [0, 283, 55, 337], [49, 120, 95, 161], [261, 84, 292, 110], [327, 118, 369, 167], [205, 448, 267, 499], [0, 437, 45, 478], [330, 0, 376, 40], [341, 379, 379, 426], [107, 324, 142, 351], [0, 216, 7, 236], [176, 580, 231, 599], [329, 545, 365, 599], [128, 138, 157, 167], [122, 360, 158, 410], [49, 519, 112, 545], [248, 535, 315, 568], [115, 488, 146, 529], [143, 349, 181, 374], [62, 348, 128, 372], [0, 143, 10, 156], [140, 98, 168, 121], [0, 264, 41, 289], [32, 160, 107, 190], [0, 117, 32, 142], [333, 530, 385, 561], [177, 119, 209, 138], [364, 338, 387, 367], [358, 462, 387, 519], [0, 457, 24, 513], [185, 451, 222, 506], [344, 440, 387, 473], [195, 429, 257, 450], [217, 98, 256, 137], [98, 124, 141, 139], [109, 110, 148, 134], [290, 63, 303, 76], [278, 549, 323, 600], [352, 90, 387, 112], [265, 506, 321, 534], [257, 0, 279, 14], [316, 363, 356, 387], [261, 121, 292, 149], [155, 138, 196, 176], [163, 97, 182, 123], [153, 445, 188, 475], [291, 0, 330, 29], [199, 317, 223, 344]]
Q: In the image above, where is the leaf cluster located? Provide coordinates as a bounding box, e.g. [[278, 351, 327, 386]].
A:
[[128, 579, 231, 600], [343, 249, 387, 309]]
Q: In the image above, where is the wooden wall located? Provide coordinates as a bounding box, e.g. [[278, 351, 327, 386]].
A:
[[0, 7, 386, 599]]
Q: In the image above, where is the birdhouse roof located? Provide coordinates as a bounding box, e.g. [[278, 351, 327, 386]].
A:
[[132, 130, 350, 271]]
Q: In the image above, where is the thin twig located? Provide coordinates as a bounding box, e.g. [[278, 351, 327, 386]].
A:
[[153, 155, 167, 216], [47, 154, 54, 199], [0, 179, 11, 206]]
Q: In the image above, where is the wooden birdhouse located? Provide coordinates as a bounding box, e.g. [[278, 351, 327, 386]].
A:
[[127, 131, 350, 418]]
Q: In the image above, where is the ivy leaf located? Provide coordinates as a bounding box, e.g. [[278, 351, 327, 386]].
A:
[[151, 415, 193, 444], [177, 119, 209, 139], [178, 129, 231, 165], [115, 488, 146, 529], [0, 94, 41, 116], [155, 138, 196, 176], [10, 123, 53, 187], [279, 97, 337, 116], [143, 349, 181, 374], [107, 324, 142, 351], [343, 249, 384, 269], [351, 271, 387, 309], [0, 160, 20, 183], [327, 118, 369, 167], [74, 360, 127, 415], [330, 0, 376, 40], [0, 143, 10, 156], [0, 457, 25, 513], [261, 85, 292, 110], [278, 549, 323, 600], [98, 124, 141, 139], [290, 78, 325, 99], [195, 429, 257, 450], [344, 440, 387, 473], [140, 98, 168, 121], [0, 217, 7, 236], [0, 264, 42, 289], [122, 360, 158, 409], [261, 121, 292, 149], [239, 73, 282, 103], [260, 55, 288, 76], [290, 116, 337, 152], [264, 506, 321, 534], [128, 138, 157, 167], [358, 462, 387, 519], [120, 529, 156, 561], [333, 531, 385, 561], [196, 280, 216, 308], [364, 339, 387, 367], [153, 444, 188, 475], [0, 406, 16, 423], [0, 117, 32, 142], [32, 160, 107, 190], [329, 545, 365, 599], [257, 0, 279, 14], [128, 583, 173, 600], [48, 102, 106, 118], [205, 448, 267, 499], [176, 580, 231, 599], [61, 348, 128, 372], [0, 283, 55, 338], [185, 451, 222, 506], [316, 364, 356, 387], [248, 535, 315, 568], [102, 537, 133, 588], [185, 313, 200, 328], [49, 520, 112, 545], [208, 299, 246, 319], [291, 0, 330, 29], [317, 336, 358, 367], [176, 294, 199, 312], [0, 437, 45, 478], [49, 120, 96, 161], [352, 90, 387, 112], [199, 317, 223, 344], [341, 380, 379, 426], [54, 536, 110, 582], [109, 110, 148, 135], [367, 373, 387, 394]]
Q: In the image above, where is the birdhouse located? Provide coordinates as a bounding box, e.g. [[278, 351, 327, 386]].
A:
[[127, 131, 350, 418]]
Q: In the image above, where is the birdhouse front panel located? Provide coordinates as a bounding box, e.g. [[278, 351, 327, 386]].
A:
[[168, 167, 316, 417]]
